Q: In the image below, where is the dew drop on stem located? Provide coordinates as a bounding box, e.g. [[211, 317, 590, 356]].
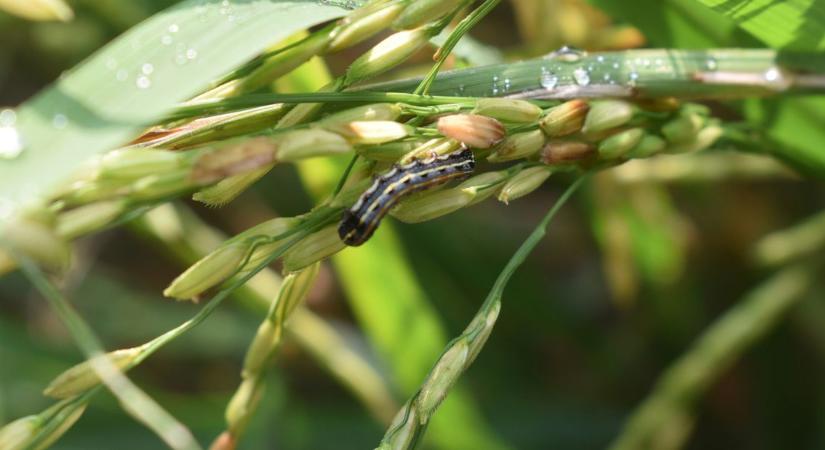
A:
[[573, 68, 590, 86]]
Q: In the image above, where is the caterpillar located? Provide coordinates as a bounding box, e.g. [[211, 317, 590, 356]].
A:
[[338, 148, 476, 246]]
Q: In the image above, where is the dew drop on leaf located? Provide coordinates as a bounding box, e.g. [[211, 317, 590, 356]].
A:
[[573, 68, 590, 86]]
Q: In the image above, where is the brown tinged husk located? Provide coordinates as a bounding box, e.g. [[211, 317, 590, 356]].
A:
[[540, 140, 596, 165], [539, 100, 589, 137], [436, 114, 505, 149]]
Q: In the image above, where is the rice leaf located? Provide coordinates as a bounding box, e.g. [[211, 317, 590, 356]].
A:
[[689, 0, 825, 51], [0, 0, 349, 219]]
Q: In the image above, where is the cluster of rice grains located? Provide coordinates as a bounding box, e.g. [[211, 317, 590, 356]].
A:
[[157, 96, 720, 301], [0, 1, 725, 447]]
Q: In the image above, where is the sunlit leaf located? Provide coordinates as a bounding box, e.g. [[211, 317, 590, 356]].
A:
[[0, 0, 349, 218], [690, 0, 825, 51]]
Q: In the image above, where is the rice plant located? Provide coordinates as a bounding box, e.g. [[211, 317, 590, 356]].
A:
[[1, 0, 824, 449]]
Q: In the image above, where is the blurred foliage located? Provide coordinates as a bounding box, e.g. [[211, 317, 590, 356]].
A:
[[2, 1, 825, 450]]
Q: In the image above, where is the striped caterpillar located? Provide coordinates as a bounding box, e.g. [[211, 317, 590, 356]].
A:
[[338, 148, 476, 246]]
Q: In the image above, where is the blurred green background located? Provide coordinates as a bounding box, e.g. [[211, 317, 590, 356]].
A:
[[2, 1, 825, 449]]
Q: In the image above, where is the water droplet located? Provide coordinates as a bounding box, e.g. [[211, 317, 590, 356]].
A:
[[655, 58, 664, 66], [548, 45, 585, 62], [168, 24, 179, 33], [0, 109, 16, 126], [596, 55, 605, 63], [141, 63, 154, 75], [603, 73, 612, 82], [186, 48, 198, 60], [136, 76, 152, 89], [764, 67, 780, 82], [612, 62, 620, 70], [540, 69, 558, 89], [573, 68, 590, 86], [458, 84, 465, 94], [105, 58, 117, 70], [175, 54, 188, 65], [628, 71, 639, 86], [52, 114, 68, 129], [705, 57, 717, 71], [0, 109, 20, 159], [116, 69, 128, 81], [161, 35, 173, 45]]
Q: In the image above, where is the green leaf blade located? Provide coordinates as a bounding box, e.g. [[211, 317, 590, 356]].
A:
[[0, 0, 349, 215]]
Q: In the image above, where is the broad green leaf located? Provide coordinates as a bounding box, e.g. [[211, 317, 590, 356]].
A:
[[586, 0, 759, 48], [0, 0, 349, 219], [690, 0, 825, 51]]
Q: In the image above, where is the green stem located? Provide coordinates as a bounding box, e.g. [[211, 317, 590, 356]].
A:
[[414, 0, 502, 95], [12, 250, 202, 450], [133, 206, 341, 365], [378, 175, 587, 449], [167, 92, 480, 121], [608, 261, 818, 450]]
